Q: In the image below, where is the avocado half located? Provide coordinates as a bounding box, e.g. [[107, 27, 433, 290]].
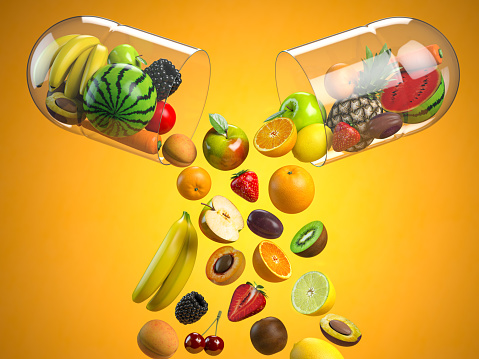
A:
[[320, 313, 361, 346], [46, 84, 84, 125]]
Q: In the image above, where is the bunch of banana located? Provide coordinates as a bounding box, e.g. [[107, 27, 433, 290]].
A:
[[132, 211, 198, 311], [32, 34, 108, 99]]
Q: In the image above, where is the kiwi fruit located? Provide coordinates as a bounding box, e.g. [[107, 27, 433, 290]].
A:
[[290, 221, 327, 257], [250, 317, 288, 355]]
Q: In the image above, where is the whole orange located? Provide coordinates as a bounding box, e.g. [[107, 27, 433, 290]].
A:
[[268, 165, 315, 214], [177, 166, 212, 200], [324, 63, 358, 100]]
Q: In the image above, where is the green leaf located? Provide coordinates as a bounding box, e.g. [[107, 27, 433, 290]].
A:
[[137, 56, 147, 66], [366, 46, 373, 59], [265, 109, 287, 122], [209, 113, 228, 136], [379, 43, 388, 55], [231, 169, 248, 180]]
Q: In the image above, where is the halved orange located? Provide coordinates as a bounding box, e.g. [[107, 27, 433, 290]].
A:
[[254, 117, 297, 157], [252, 240, 292, 282]]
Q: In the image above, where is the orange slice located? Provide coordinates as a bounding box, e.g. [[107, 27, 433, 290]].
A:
[[252, 240, 292, 282], [254, 117, 297, 157]]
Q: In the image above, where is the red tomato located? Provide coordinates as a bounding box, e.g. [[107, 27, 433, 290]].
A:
[[145, 101, 176, 135]]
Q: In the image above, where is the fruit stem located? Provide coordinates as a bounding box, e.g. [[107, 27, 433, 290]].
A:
[[201, 203, 215, 211], [215, 311, 222, 336], [286, 106, 293, 112], [201, 311, 222, 336]]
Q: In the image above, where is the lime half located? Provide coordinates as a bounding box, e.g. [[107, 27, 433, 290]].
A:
[[291, 271, 335, 315]]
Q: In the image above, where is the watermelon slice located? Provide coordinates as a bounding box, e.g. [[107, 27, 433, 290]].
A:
[[380, 68, 445, 124]]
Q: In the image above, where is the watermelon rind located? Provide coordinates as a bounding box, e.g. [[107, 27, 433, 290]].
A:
[[402, 74, 444, 124], [83, 63, 157, 137], [380, 68, 445, 124]]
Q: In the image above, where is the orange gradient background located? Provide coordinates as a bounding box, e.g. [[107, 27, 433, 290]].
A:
[[1, 1, 478, 358]]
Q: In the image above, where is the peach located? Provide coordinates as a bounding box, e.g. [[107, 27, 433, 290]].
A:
[[137, 320, 178, 359], [205, 246, 245, 285], [162, 134, 197, 167]]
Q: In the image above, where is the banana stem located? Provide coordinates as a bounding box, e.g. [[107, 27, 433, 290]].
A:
[[202, 310, 222, 336]]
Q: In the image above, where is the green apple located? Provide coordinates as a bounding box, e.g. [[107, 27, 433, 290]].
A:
[[203, 114, 249, 171], [278, 92, 327, 131], [107, 44, 146, 69]]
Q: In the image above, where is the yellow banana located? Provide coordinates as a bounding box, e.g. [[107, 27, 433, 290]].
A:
[[49, 35, 100, 89], [132, 212, 191, 303], [79, 43, 108, 96], [64, 47, 93, 99], [146, 216, 198, 311], [31, 34, 79, 88]]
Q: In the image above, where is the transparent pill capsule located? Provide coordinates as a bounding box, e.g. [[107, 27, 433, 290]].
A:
[[275, 17, 459, 166], [27, 16, 210, 165]]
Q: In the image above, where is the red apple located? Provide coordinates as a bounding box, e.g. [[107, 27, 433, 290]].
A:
[[202, 114, 249, 171], [199, 196, 244, 243], [146, 101, 176, 135]]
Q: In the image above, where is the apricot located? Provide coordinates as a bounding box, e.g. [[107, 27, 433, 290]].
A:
[[137, 320, 178, 359], [206, 246, 245, 286], [162, 134, 197, 167]]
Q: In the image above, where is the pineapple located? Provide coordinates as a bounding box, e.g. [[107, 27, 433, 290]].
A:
[[326, 44, 400, 152]]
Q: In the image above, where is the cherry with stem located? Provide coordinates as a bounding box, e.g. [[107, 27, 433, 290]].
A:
[[184, 311, 224, 356]]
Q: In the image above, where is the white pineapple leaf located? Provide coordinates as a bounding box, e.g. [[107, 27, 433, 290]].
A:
[[361, 58, 371, 73], [374, 51, 390, 70]]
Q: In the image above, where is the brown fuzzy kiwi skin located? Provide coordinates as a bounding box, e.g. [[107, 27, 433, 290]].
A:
[[294, 226, 328, 258]]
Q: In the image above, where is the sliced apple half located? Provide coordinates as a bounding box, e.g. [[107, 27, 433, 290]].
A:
[[199, 195, 244, 243]]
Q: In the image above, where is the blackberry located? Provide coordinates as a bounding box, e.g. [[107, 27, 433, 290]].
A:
[[144, 58, 182, 101], [175, 291, 208, 325]]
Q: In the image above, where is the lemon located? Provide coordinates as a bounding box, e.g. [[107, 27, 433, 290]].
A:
[[290, 338, 344, 359], [291, 271, 335, 315], [292, 124, 333, 162]]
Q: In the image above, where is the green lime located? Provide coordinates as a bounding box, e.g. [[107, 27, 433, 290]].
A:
[[291, 271, 335, 315]]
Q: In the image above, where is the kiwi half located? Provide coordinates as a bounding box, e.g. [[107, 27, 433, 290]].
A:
[[290, 221, 327, 257]]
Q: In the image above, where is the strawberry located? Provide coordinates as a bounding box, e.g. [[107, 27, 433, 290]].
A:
[[228, 282, 267, 322], [230, 170, 259, 202], [332, 122, 361, 152]]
